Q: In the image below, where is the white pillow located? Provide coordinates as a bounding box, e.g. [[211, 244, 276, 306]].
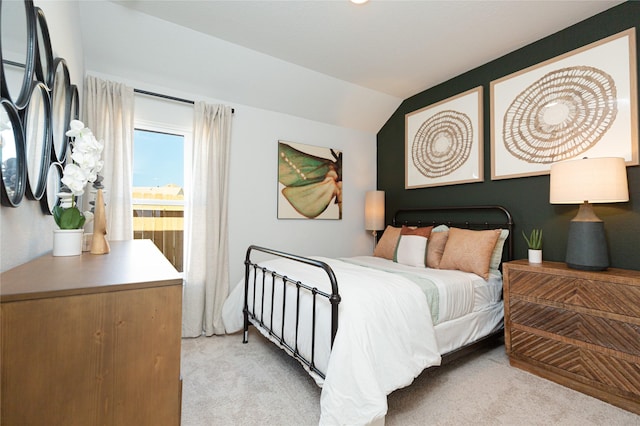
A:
[[394, 235, 428, 268]]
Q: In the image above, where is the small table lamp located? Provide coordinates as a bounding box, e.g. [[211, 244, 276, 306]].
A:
[[550, 157, 629, 271], [365, 190, 385, 251]]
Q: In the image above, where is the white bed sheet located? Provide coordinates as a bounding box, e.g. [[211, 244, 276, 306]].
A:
[[222, 255, 504, 426], [435, 303, 504, 355], [345, 256, 502, 323]]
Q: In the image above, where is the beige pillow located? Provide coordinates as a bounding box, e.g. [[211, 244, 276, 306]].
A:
[[373, 226, 401, 260], [426, 231, 448, 269], [489, 229, 510, 270], [439, 228, 501, 279]]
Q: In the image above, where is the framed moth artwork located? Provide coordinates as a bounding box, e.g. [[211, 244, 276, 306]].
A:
[[491, 28, 638, 180], [277, 140, 342, 220], [405, 86, 483, 189]]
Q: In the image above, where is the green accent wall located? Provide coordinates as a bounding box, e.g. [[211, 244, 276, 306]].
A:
[[377, 1, 640, 270]]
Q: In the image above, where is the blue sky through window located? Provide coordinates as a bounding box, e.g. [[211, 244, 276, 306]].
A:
[[133, 129, 184, 187]]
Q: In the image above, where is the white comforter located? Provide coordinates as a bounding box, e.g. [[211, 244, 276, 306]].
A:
[[222, 256, 447, 425]]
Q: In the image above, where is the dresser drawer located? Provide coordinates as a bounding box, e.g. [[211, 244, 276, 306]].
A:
[[504, 261, 640, 415], [510, 299, 640, 356], [507, 269, 640, 318], [510, 328, 640, 399]]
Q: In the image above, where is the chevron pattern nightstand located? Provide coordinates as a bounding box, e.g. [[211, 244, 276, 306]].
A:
[[503, 260, 640, 415]]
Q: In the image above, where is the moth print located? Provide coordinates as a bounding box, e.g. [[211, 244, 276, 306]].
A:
[[278, 142, 342, 219]]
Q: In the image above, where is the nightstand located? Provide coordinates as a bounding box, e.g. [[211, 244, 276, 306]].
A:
[[503, 260, 640, 415]]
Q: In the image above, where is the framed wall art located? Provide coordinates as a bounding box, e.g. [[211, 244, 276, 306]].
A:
[[491, 28, 638, 180], [277, 140, 342, 220], [405, 86, 483, 189]]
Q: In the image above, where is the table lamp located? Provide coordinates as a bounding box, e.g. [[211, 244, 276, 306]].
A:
[[365, 190, 385, 251], [549, 157, 629, 271]]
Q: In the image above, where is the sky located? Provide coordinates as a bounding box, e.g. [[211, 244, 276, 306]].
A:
[[133, 129, 184, 187]]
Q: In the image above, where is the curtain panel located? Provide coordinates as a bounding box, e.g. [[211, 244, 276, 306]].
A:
[[83, 75, 134, 241], [182, 102, 233, 337]]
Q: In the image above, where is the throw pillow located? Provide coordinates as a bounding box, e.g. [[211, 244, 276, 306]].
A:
[[439, 228, 501, 279]]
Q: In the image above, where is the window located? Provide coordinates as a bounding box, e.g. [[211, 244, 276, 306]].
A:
[[132, 129, 185, 271]]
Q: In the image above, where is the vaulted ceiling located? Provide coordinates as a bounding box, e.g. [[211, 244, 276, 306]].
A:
[[85, 1, 623, 132]]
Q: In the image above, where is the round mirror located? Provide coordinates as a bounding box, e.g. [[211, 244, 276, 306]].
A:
[[24, 81, 51, 200], [57, 85, 79, 164], [41, 161, 63, 214], [51, 58, 71, 162], [0, 98, 27, 206], [69, 84, 79, 120], [0, 0, 36, 109], [34, 7, 54, 87]]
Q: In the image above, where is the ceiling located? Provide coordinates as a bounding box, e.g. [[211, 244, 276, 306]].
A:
[[114, 0, 623, 100]]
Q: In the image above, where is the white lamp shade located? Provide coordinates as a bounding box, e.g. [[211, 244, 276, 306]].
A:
[[364, 190, 385, 231], [550, 157, 629, 204]]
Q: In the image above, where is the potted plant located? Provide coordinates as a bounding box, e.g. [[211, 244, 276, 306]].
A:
[[51, 120, 103, 256], [522, 228, 543, 263]]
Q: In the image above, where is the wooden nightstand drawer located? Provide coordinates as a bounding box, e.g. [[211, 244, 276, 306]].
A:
[[510, 299, 640, 356], [503, 260, 640, 415], [510, 328, 640, 401], [507, 269, 640, 318]]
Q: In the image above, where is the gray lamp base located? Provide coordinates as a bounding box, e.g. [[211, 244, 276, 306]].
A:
[[565, 221, 609, 271]]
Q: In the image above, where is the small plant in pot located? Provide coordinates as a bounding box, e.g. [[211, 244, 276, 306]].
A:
[[522, 229, 543, 263]]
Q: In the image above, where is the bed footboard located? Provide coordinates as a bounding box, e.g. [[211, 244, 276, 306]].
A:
[[243, 245, 340, 379]]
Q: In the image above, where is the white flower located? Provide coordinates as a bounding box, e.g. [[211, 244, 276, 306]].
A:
[[61, 163, 90, 196], [60, 120, 104, 197], [65, 120, 91, 139], [71, 150, 101, 172], [74, 133, 103, 156]]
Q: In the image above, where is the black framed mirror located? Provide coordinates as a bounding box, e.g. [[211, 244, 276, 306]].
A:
[[41, 161, 62, 214], [34, 6, 54, 88], [24, 81, 51, 200], [0, 98, 27, 207], [0, 0, 36, 109], [69, 84, 79, 120], [51, 58, 71, 163]]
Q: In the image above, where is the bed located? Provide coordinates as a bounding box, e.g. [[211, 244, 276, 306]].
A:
[[222, 205, 514, 426]]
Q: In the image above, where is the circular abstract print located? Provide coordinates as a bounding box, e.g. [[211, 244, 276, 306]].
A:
[[412, 110, 473, 178], [503, 66, 617, 164]]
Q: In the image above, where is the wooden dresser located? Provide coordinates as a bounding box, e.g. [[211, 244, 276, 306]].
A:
[[503, 260, 640, 415], [1, 240, 183, 426]]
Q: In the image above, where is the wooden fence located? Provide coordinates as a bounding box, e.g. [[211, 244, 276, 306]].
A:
[[133, 208, 184, 272]]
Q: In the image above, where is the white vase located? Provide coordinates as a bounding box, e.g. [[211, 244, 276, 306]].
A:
[[53, 229, 84, 257], [528, 249, 542, 264]]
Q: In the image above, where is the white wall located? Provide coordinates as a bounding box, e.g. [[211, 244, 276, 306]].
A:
[[1, 1, 84, 272], [102, 74, 377, 286], [227, 105, 376, 285], [79, 0, 380, 286], [1, 1, 377, 280]]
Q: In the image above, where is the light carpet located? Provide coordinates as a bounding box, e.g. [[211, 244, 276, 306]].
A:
[[180, 328, 639, 425]]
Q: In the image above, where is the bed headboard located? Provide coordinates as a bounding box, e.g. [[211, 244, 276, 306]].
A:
[[392, 205, 514, 263]]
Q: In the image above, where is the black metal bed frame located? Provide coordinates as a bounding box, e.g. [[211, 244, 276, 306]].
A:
[[242, 205, 514, 380], [392, 205, 514, 262], [243, 246, 340, 378]]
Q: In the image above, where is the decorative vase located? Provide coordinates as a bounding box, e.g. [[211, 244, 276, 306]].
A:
[[528, 249, 543, 264], [53, 229, 84, 257], [90, 188, 110, 255]]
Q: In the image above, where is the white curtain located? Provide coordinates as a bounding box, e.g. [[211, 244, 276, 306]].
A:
[[182, 102, 233, 337], [83, 75, 134, 241]]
